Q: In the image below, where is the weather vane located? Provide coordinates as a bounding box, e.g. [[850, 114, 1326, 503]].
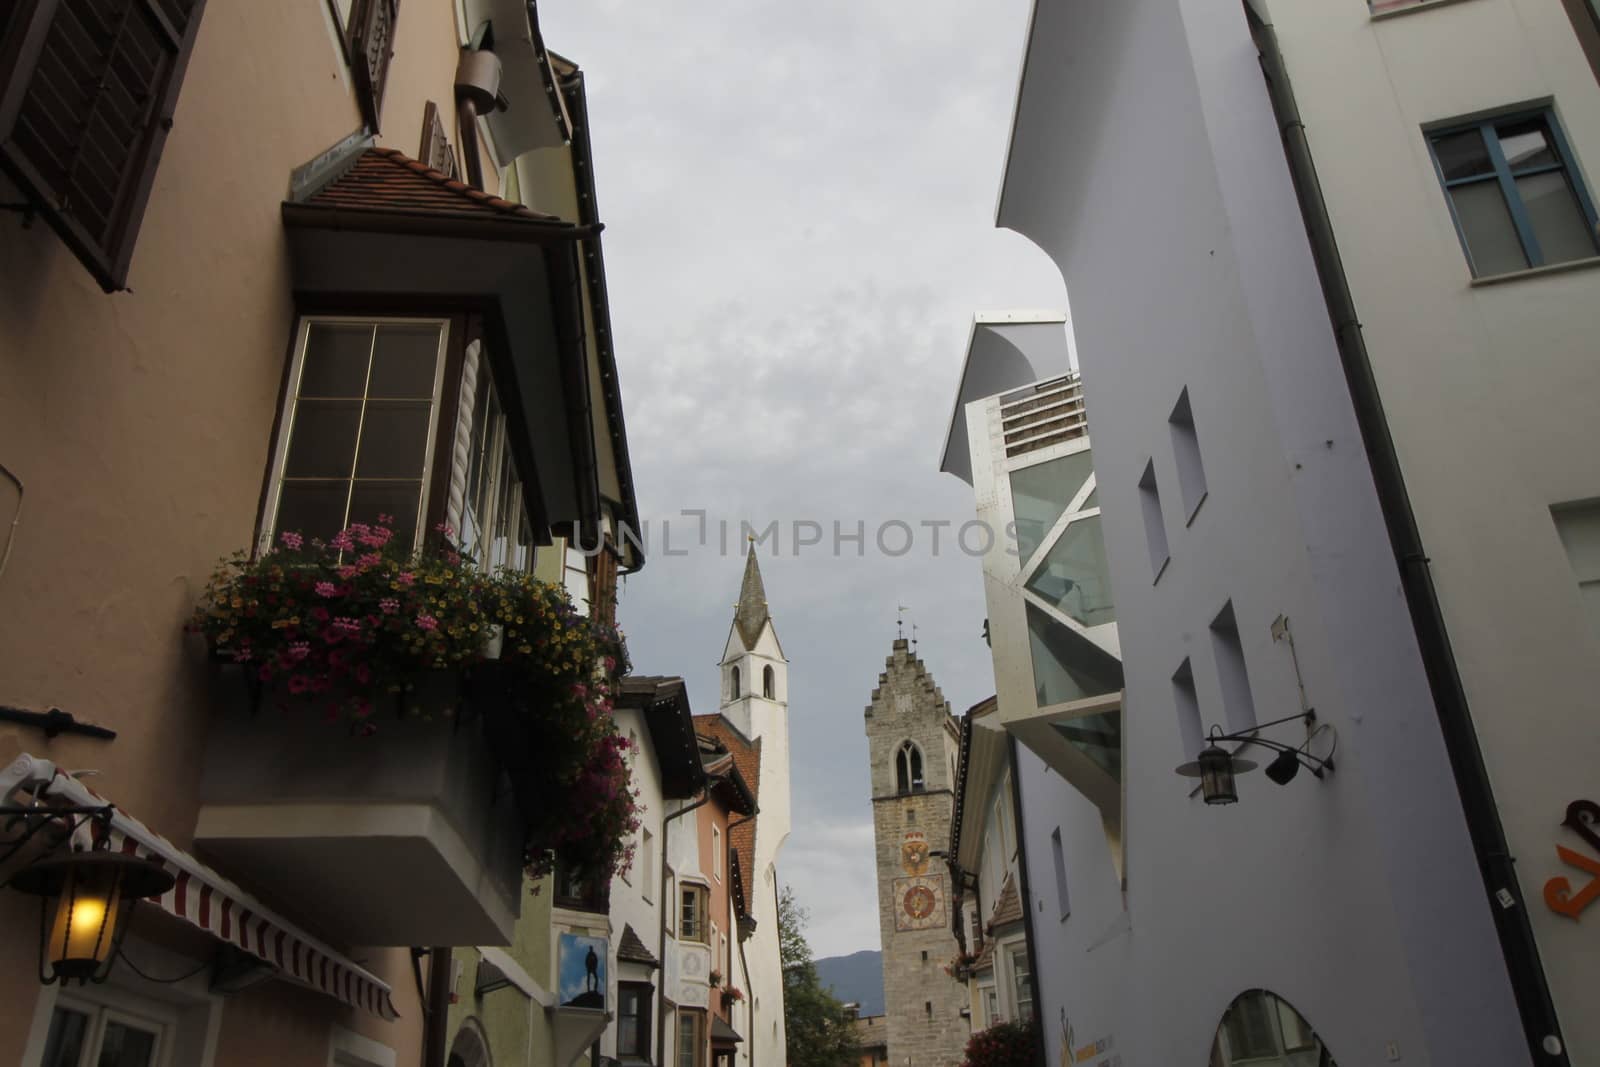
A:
[[912, 622, 919, 650], [896, 604, 907, 639]]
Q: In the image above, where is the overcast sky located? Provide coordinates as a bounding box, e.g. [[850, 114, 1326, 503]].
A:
[[541, 1, 1065, 958]]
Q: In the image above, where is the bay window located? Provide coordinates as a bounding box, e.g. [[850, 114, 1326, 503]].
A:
[[261, 317, 538, 573]]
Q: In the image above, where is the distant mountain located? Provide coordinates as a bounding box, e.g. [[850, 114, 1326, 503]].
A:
[[813, 950, 884, 1017]]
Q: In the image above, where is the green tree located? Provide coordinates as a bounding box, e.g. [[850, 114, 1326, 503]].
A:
[[780, 886, 861, 1067]]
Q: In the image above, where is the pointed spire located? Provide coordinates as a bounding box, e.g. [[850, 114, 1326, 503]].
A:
[[733, 544, 770, 649]]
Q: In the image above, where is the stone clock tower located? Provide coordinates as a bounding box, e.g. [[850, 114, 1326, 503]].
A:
[[864, 637, 968, 1067]]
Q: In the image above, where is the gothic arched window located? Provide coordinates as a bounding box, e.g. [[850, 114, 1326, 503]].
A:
[[730, 666, 741, 700], [763, 665, 776, 699], [896, 741, 925, 795]]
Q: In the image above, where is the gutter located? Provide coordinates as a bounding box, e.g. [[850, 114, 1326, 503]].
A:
[[558, 66, 645, 574], [1247, 9, 1568, 1064]]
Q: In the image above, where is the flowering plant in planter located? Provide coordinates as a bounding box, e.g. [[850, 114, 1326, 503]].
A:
[[720, 985, 745, 1006], [190, 520, 641, 884], [942, 951, 979, 979], [962, 1019, 1040, 1067]]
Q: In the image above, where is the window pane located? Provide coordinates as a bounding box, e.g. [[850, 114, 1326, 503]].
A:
[[276, 482, 350, 544], [1450, 180, 1528, 276], [284, 400, 361, 478], [1024, 515, 1116, 627], [1495, 117, 1557, 172], [300, 324, 373, 396], [1025, 603, 1123, 707], [1433, 128, 1494, 181], [96, 1020, 159, 1067], [42, 1007, 91, 1067], [1518, 171, 1598, 265], [1050, 710, 1122, 782], [354, 401, 433, 478], [368, 324, 443, 398], [1224, 993, 1278, 1059], [349, 482, 422, 542], [1010, 452, 1094, 566]]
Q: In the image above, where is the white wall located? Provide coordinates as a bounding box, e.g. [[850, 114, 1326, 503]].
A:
[[1264, 1, 1600, 1056], [991, 0, 1528, 1062]]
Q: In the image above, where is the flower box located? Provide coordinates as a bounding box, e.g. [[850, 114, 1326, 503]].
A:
[[193, 667, 524, 947]]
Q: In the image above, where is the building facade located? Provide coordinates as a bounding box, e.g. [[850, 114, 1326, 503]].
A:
[[970, 0, 1600, 1063], [863, 639, 968, 1067], [0, 2, 656, 1066]]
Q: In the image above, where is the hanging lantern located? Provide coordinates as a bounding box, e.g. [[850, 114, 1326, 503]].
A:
[[9, 850, 175, 984], [1175, 740, 1256, 806]]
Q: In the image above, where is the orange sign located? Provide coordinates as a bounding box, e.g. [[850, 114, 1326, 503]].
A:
[[1544, 800, 1600, 921]]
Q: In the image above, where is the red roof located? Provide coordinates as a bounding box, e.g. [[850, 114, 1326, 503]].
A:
[[694, 714, 762, 913], [302, 146, 563, 224]]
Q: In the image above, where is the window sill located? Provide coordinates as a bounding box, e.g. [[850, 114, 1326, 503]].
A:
[[1469, 255, 1600, 287], [1184, 491, 1208, 528], [1370, 0, 1483, 22]]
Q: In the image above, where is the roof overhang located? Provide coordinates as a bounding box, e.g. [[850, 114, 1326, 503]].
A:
[[955, 707, 1011, 874], [941, 313, 1070, 485], [461, 0, 572, 163], [620, 677, 706, 798], [711, 1015, 745, 1046], [281, 200, 603, 536]]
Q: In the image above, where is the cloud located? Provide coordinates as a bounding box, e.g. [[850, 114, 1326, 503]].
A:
[[540, 0, 1066, 960]]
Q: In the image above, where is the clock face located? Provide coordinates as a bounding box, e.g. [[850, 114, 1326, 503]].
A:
[[903, 885, 937, 920], [892, 876, 943, 931]]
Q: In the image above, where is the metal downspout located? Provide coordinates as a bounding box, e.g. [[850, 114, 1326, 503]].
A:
[[1247, 9, 1567, 1063]]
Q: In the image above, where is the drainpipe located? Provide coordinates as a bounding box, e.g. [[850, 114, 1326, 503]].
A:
[[423, 947, 452, 1067], [1006, 740, 1044, 1067], [1247, 9, 1568, 1064], [454, 47, 505, 191], [659, 786, 715, 1067]]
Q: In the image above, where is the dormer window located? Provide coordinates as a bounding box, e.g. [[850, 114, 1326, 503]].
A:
[[896, 741, 925, 795]]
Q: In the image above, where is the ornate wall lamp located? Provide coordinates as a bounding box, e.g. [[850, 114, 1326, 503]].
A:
[[1175, 711, 1337, 805], [2, 803, 175, 984]]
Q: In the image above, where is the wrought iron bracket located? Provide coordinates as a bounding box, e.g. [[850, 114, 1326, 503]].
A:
[[0, 705, 117, 741], [0, 803, 115, 873]]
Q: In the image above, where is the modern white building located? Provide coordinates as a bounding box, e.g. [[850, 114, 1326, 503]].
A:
[[944, 0, 1600, 1062]]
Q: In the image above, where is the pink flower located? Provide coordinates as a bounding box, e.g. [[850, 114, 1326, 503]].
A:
[[397, 572, 416, 587], [330, 530, 355, 551], [287, 674, 310, 695], [415, 614, 438, 631], [337, 565, 358, 580], [434, 521, 456, 538], [231, 647, 255, 663], [279, 531, 303, 550], [288, 641, 310, 661], [357, 552, 381, 569], [379, 597, 400, 615], [314, 581, 338, 598], [332, 616, 363, 634], [354, 664, 372, 685], [377, 513, 394, 526]]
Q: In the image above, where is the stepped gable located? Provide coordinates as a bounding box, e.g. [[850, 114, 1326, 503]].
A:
[[694, 713, 762, 912], [865, 637, 952, 720]]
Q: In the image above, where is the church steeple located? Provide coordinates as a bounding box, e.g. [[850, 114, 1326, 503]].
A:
[[733, 545, 770, 650]]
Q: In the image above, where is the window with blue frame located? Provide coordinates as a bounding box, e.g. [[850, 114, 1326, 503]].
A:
[[1427, 109, 1600, 277]]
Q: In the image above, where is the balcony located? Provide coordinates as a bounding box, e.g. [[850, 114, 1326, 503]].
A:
[[194, 669, 524, 947]]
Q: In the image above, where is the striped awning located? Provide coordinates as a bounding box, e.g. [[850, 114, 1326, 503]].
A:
[[7, 754, 397, 1019]]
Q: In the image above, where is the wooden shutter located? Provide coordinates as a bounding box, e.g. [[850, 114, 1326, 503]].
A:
[[348, 0, 397, 134], [0, 0, 207, 292]]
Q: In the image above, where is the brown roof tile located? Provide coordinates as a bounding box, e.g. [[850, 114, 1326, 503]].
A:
[[302, 147, 564, 224], [694, 714, 762, 913], [617, 923, 659, 968], [986, 873, 1023, 935]]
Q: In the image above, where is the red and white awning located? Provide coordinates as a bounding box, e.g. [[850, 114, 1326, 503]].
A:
[[4, 754, 397, 1019]]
